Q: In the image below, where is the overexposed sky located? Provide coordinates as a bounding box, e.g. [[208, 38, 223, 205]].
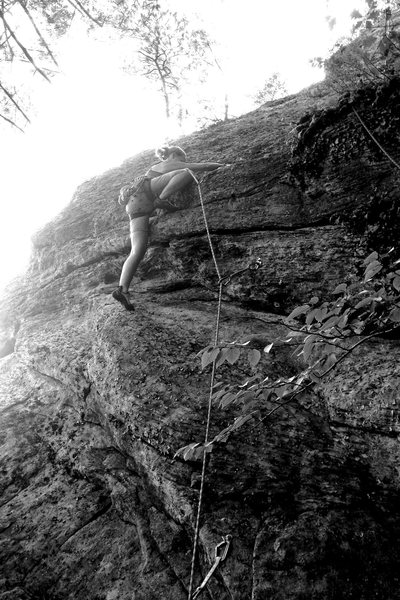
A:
[[0, 0, 365, 291]]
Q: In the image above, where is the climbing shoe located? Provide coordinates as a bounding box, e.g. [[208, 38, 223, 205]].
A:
[[112, 287, 135, 311]]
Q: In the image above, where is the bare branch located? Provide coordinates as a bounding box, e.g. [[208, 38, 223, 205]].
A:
[[142, 67, 158, 76], [0, 24, 14, 59], [65, 0, 103, 27], [0, 80, 30, 121], [205, 40, 223, 72], [0, 110, 24, 131], [18, 57, 58, 74], [138, 49, 156, 61], [17, 0, 58, 66], [0, 11, 51, 81]]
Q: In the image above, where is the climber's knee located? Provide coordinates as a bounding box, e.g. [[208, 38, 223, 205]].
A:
[[178, 169, 195, 186]]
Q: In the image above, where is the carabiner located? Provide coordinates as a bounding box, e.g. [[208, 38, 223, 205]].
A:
[[214, 534, 232, 562]]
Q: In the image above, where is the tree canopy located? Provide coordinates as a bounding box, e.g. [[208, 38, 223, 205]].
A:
[[2, 0, 400, 133], [0, 0, 213, 130]]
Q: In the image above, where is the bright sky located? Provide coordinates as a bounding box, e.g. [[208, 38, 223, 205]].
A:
[[0, 0, 365, 292]]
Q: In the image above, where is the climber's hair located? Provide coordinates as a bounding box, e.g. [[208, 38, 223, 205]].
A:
[[155, 145, 187, 161]]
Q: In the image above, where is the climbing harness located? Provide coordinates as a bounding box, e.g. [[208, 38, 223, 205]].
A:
[[192, 535, 232, 599], [119, 173, 189, 218], [118, 176, 155, 219], [118, 175, 150, 205]]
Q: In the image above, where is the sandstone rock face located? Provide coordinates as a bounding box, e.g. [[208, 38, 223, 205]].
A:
[[1, 82, 400, 600]]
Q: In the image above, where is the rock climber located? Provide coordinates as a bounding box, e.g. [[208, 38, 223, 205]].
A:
[[112, 145, 225, 311]]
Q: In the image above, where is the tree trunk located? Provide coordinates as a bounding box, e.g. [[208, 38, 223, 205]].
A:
[[224, 93, 229, 121], [160, 77, 170, 119]]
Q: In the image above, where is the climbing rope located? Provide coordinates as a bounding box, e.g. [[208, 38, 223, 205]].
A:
[[187, 170, 222, 281], [352, 106, 400, 172], [186, 169, 225, 600], [184, 169, 261, 598]]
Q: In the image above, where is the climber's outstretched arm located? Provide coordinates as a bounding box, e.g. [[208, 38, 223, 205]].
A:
[[172, 161, 225, 173]]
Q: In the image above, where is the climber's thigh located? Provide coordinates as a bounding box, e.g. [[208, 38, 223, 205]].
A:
[[150, 170, 187, 197], [129, 217, 149, 254], [129, 215, 149, 234]]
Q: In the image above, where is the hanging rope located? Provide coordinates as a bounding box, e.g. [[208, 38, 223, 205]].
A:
[[352, 106, 400, 172], [185, 169, 224, 600], [183, 169, 262, 598]]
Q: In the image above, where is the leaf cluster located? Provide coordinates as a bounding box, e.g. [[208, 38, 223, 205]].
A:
[[316, 1, 400, 96], [286, 250, 400, 367], [200, 340, 262, 372], [175, 250, 400, 461]]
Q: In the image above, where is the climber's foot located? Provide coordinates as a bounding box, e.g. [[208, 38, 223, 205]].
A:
[[112, 287, 135, 311]]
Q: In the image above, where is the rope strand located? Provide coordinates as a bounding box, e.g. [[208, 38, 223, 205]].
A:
[[186, 169, 223, 600], [352, 106, 400, 172], [187, 169, 222, 281]]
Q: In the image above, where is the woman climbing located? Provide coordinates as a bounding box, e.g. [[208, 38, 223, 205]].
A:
[[112, 145, 225, 311]]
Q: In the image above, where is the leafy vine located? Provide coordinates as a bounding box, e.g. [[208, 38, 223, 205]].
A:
[[175, 251, 400, 461]]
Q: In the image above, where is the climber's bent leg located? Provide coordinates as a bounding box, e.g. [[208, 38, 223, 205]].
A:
[[150, 169, 194, 201], [159, 170, 194, 200], [113, 216, 149, 311], [120, 217, 149, 290]]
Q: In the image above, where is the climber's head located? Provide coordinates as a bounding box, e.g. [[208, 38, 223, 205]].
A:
[[156, 145, 187, 162]]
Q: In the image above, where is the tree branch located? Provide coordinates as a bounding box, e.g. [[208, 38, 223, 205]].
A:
[[205, 40, 223, 72], [18, 57, 58, 74], [0, 23, 14, 59], [0, 110, 23, 131], [65, 0, 104, 27], [0, 11, 51, 81], [0, 80, 30, 121], [252, 325, 399, 432], [17, 0, 58, 66], [285, 323, 350, 345], [138, 48, 155, 61], [316, 325, 398, 380]]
